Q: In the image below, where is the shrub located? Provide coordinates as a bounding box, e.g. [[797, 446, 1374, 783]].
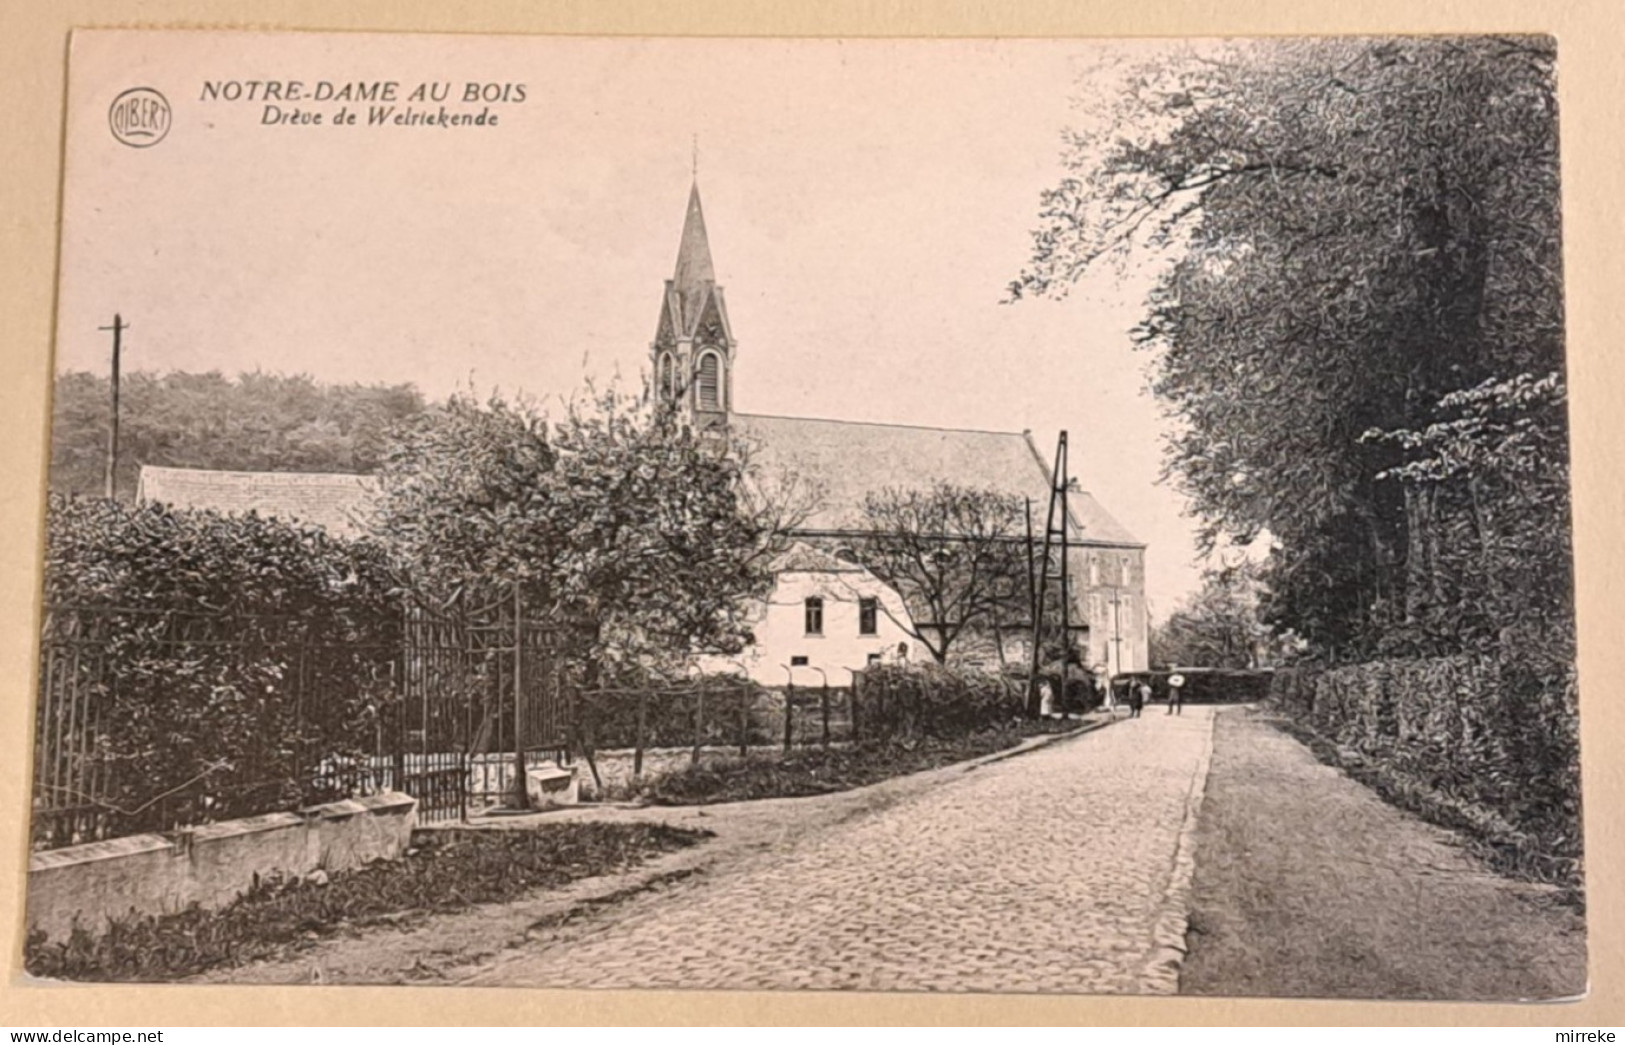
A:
[[36, 495, 402, 842], [855, 663, 1026, 743]]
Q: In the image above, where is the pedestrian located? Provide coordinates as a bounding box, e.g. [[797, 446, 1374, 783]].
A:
[[1100, 675, 1117, 718], [1167, 671, 1186, 715], [1039, 678, 1055, 719], [1133, 679, 1150, 718]]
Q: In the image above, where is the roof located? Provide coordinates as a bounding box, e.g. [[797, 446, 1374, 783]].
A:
[[732, 413, 1143, 547], [770, 541, 867, 574], [136, 466, 380, 539]]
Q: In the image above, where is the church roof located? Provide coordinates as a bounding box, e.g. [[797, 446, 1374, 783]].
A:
[[770, 541, 868, 574], [136, 465, 379, 538], [731, 413, 1144, 547]]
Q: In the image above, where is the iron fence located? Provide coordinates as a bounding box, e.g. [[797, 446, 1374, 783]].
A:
[[31, 587, 572, 850]]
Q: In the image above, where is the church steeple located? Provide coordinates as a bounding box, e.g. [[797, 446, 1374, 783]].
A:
[[673, 182, 716, 297], [652, 178, 735, 431]]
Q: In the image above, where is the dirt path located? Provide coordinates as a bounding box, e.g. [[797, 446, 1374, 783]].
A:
[[1180, 705, 1586, 1001]]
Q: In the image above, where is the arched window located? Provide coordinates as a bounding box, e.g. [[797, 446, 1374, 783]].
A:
[[658, 352, 675, 401], [697, 350, 722, 411]]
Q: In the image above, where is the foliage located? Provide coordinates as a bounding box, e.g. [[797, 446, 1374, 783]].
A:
[[51, 370, 424, 501], [856, 663, 1027, 743], [25, 823, 709, 981], [38, 495, 400, 837], [856, 483, 1030, 664], [371, 389, 785, 682], [1013, 36, 1568, 662], [1151, 561, 1272, 669], [1361, 372, 1573, 656]]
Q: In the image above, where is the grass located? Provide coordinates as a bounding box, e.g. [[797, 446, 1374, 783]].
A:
[[1180, 706, 1586, 1000], [26, 821, 710, 982], [1269, 713, 1582, 898], [631, 720, 1080, 805]]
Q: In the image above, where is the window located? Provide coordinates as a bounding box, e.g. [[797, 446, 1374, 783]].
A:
[[804, 597, 823, 635], [658, 352, 675, 401], [697, 350, 721, 411], [791, 655, 809, 667], [1088, 557, 1100, 587], [1121, 558, 1134, 587], [859, 597, 878, 636]]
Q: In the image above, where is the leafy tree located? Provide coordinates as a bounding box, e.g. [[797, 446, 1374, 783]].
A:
[[1013, 36, 1567, 661], [1150, 560, 1301, 669], [50, 370, 425, 500], [370, 389, 788, 683], [854, 483, 1030, 664]]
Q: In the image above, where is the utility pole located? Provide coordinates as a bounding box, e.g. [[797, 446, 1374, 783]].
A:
[[1111, 588, 1124, 677], [1027, 432, 1072, 715], [98, 314, 126, 500]]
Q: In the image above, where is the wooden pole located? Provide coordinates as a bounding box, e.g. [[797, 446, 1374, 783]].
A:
[[634, 690, 646, 779], [692, 686, 704, 766], [782, 682, 794, 753], [98, 314, 125, 501], [821, 683, 830, 751], [511, 584, 529, 810]]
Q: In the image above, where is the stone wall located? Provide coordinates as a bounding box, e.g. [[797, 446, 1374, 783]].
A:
[[27, 791, 417, 943]]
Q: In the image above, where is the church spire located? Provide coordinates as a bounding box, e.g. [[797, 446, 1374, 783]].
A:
[[651, 177, 736, 432], [672, 180, 716, 295]]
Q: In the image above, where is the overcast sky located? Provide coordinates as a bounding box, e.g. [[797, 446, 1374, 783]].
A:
[[58, 31, 1211, 617]]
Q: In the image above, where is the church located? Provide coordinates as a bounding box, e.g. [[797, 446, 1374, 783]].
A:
[[135, 180, 1151, 680], [646, 181, 1149, 679]]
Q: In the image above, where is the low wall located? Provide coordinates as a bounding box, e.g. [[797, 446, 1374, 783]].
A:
[[28, 791, 417, 943]]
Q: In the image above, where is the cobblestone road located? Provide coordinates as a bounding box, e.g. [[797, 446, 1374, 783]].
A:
[[468, 707, 1216, 993]]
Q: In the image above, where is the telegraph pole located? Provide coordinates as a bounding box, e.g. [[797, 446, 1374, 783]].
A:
[[97, 314, 126, 500]]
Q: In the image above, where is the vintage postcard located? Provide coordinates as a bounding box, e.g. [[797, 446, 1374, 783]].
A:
[[25, 29, 1582, 1001]]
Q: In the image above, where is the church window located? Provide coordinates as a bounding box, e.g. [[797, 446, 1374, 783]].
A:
[[859, 598, 878, 636], [697, 350, 722, 411], [804, 597, 824, 636], [658, 352, 675, 401]]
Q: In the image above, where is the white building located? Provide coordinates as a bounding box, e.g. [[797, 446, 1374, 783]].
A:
[[700, 542, 921, 686]]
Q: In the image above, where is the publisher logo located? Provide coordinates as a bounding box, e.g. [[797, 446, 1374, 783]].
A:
[[109, 87, 171, 148]]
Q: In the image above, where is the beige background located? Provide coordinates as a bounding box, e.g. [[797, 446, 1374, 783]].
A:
[[2, 0, 1621, 1027]]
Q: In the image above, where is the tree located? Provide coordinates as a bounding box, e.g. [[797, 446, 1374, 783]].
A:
[[1151, 560, 1294, 669], [854, 483, 1029, 664], [50, 369, 426, 500], [1012, 37, 1567, 661], [370, 388, 789, 683]]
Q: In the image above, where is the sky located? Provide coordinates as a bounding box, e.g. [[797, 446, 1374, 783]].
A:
[[56, 32, 1212, 618]]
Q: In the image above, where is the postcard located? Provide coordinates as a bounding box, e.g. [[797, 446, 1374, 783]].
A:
[[25, 29, 1583, 1001]]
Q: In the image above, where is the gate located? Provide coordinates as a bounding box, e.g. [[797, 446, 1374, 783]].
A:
[[389, 584, 568, 821]]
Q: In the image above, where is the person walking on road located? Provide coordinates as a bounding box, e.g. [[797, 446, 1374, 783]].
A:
[[1132, 679, 1150, 718], [1167, 671, 1186, 715]]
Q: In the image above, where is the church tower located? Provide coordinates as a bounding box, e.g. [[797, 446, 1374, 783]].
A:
[[651, 181, 736, 431]]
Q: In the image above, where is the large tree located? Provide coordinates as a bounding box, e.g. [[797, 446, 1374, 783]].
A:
[[855, 483, 1030, 664], [1013, 36, 1567, 662], [371, 389, 791, 682]]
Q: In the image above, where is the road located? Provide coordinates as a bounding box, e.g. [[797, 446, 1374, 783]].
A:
[[464, 707, 1216, 992]]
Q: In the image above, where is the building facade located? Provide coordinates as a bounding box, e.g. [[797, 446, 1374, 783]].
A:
[[648, 181, 1150, 675]]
